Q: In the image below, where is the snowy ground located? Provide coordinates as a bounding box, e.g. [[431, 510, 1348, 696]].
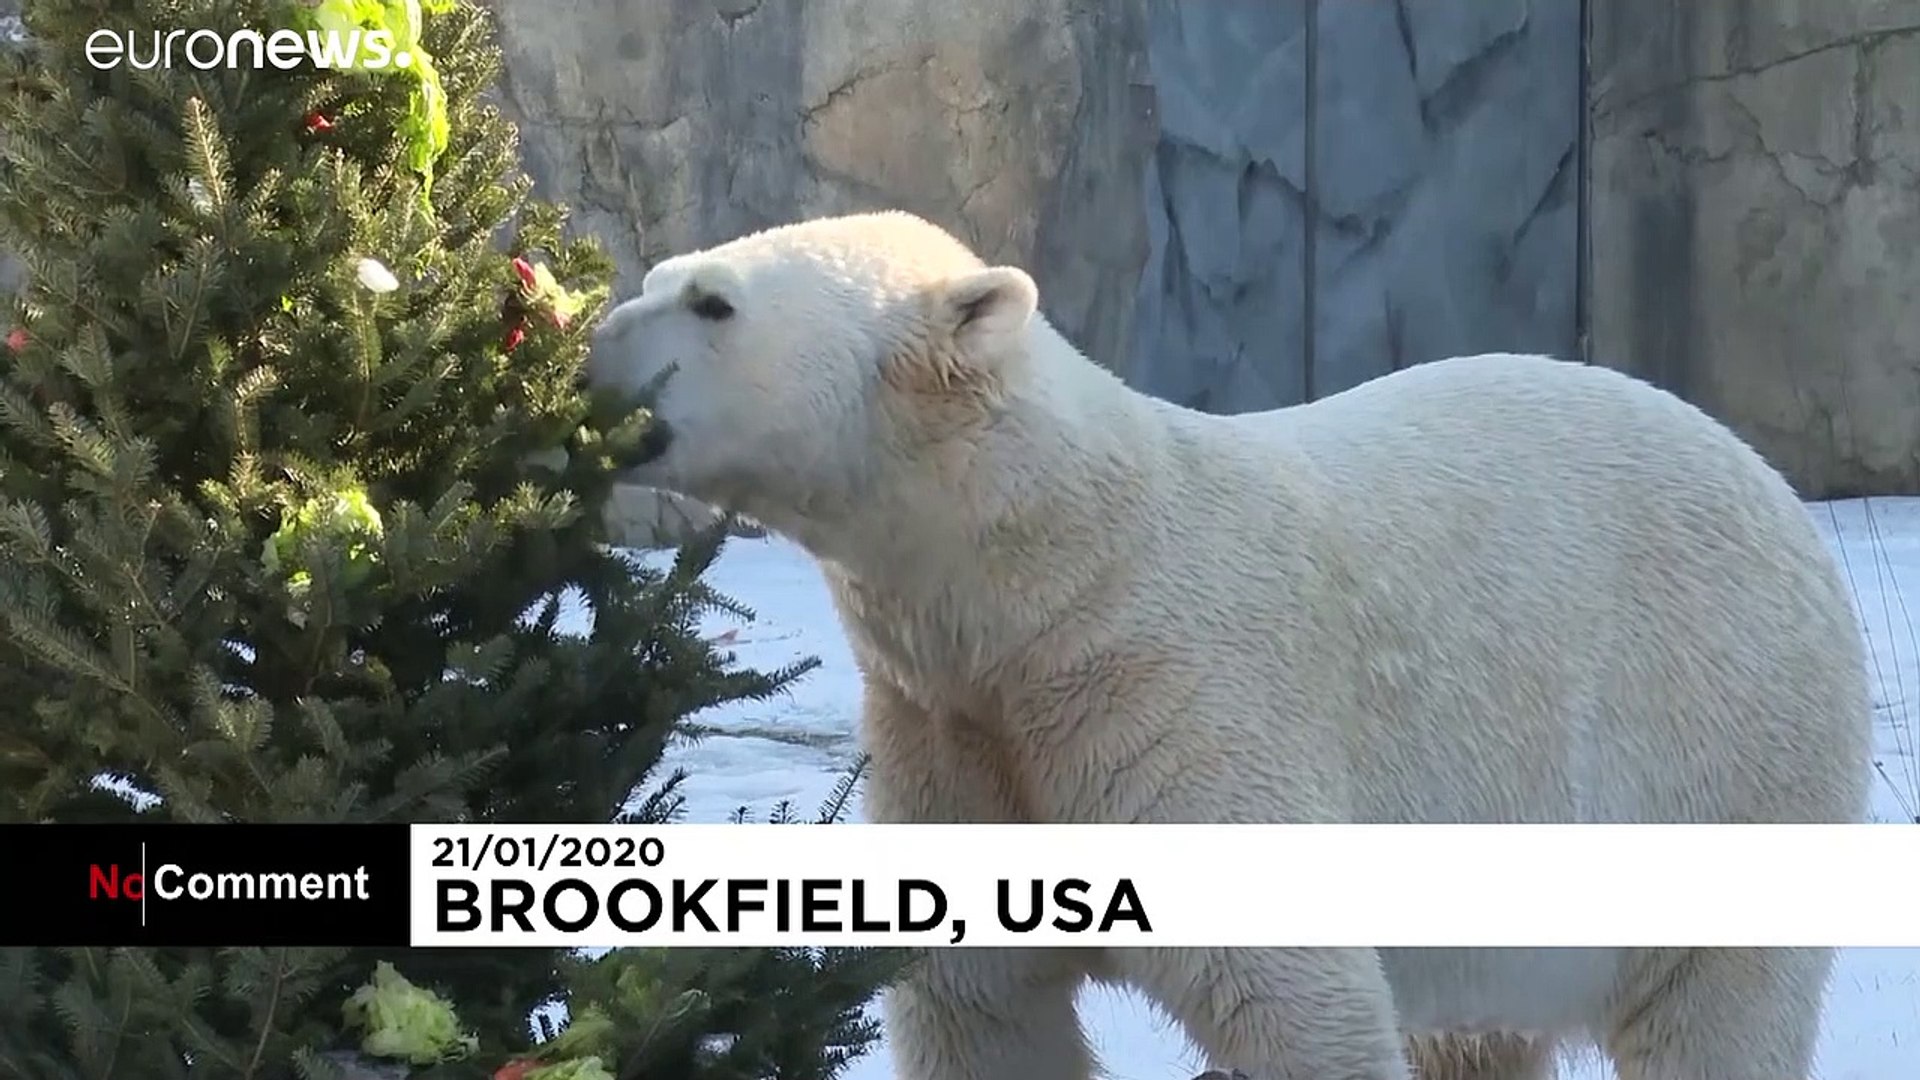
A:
[[636, 497, 1920, 1080]]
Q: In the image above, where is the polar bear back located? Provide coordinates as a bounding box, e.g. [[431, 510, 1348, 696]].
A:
[[1139, 352, 1871, 827]]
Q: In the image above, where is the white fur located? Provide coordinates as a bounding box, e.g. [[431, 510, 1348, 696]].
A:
[[586, 211, 1875, 1080]]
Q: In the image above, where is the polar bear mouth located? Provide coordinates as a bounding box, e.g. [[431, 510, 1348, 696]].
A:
[[631, 417, 675, 465]]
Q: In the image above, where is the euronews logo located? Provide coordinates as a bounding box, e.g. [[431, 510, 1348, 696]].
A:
[[84, 27, 413, 71]]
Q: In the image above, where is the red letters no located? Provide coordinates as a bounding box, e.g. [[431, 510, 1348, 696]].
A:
[[88, 864, 143, 901]]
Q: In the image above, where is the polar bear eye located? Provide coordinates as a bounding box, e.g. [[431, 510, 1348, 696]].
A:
[[688, 292, 734, 322]]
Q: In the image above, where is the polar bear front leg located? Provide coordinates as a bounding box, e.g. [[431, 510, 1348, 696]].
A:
[[883, 949, 1094, 1080], [1116, 945, 1412, 1080], [859, 679, 1096, 1080]]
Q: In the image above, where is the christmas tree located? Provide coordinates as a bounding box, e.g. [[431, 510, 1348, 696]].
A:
[[0, 1, 899, 1077]]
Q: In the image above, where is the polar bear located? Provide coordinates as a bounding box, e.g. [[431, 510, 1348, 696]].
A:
[[584, 211, 1874, 1080]]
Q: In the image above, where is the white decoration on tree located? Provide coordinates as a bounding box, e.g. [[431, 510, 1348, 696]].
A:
[[355, 257, 400, 294]]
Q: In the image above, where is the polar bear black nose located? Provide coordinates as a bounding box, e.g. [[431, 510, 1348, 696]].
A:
[[634, 417, 674, 464]]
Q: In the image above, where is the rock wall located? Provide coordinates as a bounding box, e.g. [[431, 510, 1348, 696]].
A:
[[486, 0, 1591, 543], [487, 0, 1585, 415], [1123, 0, 1581, 410], [5, 0, 1916, 523], [488, 0, 1154, 373], [485, 0, 1157, 547], [1588, 0, 1920, 498]]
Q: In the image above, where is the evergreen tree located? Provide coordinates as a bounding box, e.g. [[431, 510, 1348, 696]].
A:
[[0, 1, 900, 1077]]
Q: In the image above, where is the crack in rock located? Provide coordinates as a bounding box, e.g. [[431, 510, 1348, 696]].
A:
[[1596, 23, 1920, 120]]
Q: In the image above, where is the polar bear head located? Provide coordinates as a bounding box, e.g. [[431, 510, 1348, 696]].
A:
[[584, 212, 1056, 557]]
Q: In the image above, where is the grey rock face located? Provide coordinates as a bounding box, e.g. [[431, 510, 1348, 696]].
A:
[[486, 0, 1153, 368], [1589, 0, 1920, 498], [538, 0, 1587, 547], [485, 0, 1157, 548], [1312, 0, 1581, 400], [491, 0, 1584, 435], [1124, 0, 1311, 412], [7, 0, 1914, 509], [1124, 0, 1582, 413]]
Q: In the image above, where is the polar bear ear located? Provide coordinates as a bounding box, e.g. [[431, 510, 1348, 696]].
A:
[[889, 266, 1038, 395], [940, 266, 1038, 351]]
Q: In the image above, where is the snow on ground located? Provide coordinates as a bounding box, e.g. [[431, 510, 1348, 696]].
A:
[[634, 497, 1920, 1079]]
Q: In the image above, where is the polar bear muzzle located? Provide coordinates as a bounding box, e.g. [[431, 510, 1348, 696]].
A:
[[632, 416, 675, 465]]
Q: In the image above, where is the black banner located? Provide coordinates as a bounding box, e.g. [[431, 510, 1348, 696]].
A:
[[6, 824, 412, 946]]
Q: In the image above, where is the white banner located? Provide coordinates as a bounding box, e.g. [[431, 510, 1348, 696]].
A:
[[408, 823, 1920, 948]]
